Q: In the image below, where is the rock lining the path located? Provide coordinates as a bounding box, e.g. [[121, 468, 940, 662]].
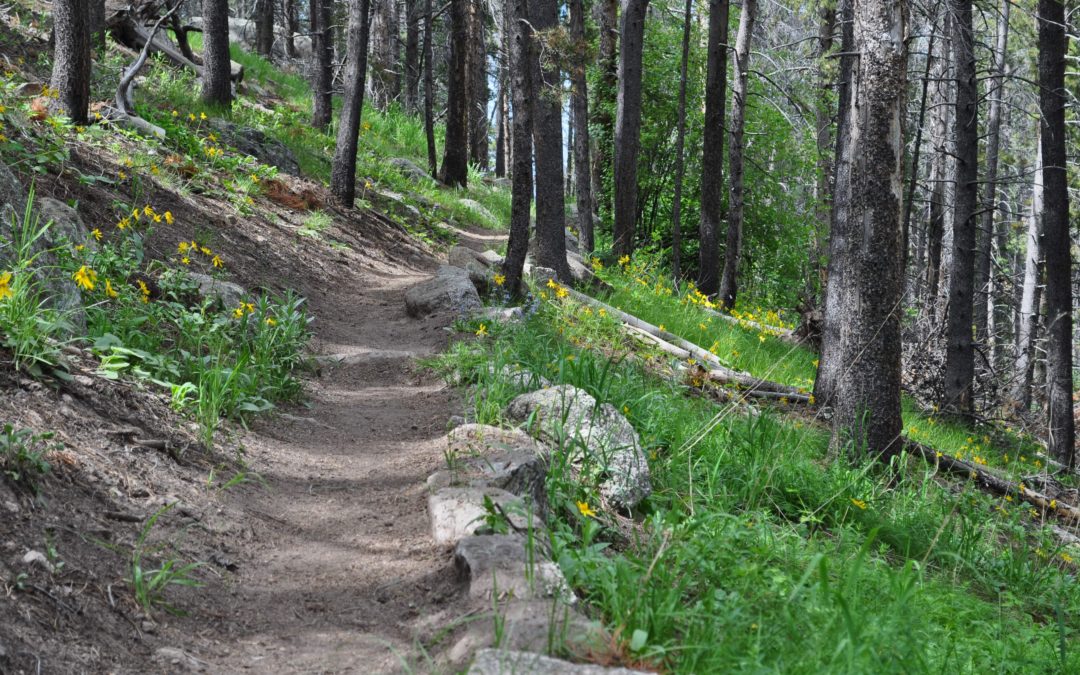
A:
[[428, 486, 532, 544], [455, 534, 572, 602], [468, 649, 649, 675], [405, 265, 483, 318]]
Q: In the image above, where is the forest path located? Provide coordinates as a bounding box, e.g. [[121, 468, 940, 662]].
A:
[[196, 226, 505, 673]]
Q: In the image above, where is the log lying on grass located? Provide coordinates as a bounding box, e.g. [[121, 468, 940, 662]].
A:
[[906, 439, 1080, 525], [699, 305, 805, 347], [110, 1, 186, 138], [564, 287, 809, 401]]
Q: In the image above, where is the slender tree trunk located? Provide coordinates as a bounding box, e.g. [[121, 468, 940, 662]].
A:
[[569, 0, 594, 254], [468, 0, 489, 170], [566, 115, 574, 196], [311, 0, 334, 128], [50, 0, 91, 124], [202, 0, 233, 108], [611, 0, 649, 258], [405, 0, 421, 112], [718, 0, 756, 310], [331, 0, 374, 206], [831, 0, 906, 459], [812, 0, 854, 407], [502, 0, 535, 297], [255, 0, 275, 57], [494, 79, 507, 177], [901, 10, 938, 280], [591, 0, 619, 225], [285, 0, 299, 58], [697, 0, 729, 295], [923, 12, 950, 315], [670, 0, 693, 281], [423, 0, 437, 176], [440, 0, 470, 186], [531, 0, 570, 279], [809, 4, 836, 307], [89, 0, 107, 50], [973, 0, 1010, 350], [1012, 139, 1043, 414], [942, 0, 978, 416], [1037, 0, 1074, 467]]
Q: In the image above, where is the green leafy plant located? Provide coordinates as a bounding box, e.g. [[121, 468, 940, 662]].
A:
[[0, 423, 54, 488], [129, 504, 204, 616]]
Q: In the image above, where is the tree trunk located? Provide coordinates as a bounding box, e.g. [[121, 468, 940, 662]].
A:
[[942, 0, 978, 416], [718, 0, 756, 310], [1013, 137, 1043, 415], [830, 0, 906, 459], [569, 0, 594, 255], [311, 0, 334, 128], [255, 0, 275, 57], [697, 0, 729, 295], [1037, 0, 1074, 467], [89, 0, 107, 50], [531, 0, 570, 279], [611, 0, 649, 258], [923, 11, 950, 315], [502, 0, 535, 297], [901, 10, 938, 289], [201, 0, 233, 108], [812, 0, 854, 407], [423, 0, 437, 176], [50, 0, 91, 124], [670, 0, 693, 280], [405, 0, 421, 112], [285, 0, 299, 58], [468, 0, 489, 170], [590, 0, 619, 224], [809, 4, 836, 307], [440, 0, 469, 187], [371, 0, 396, 108], [494, 77, 507, 177], [331, 0, 374, 207]]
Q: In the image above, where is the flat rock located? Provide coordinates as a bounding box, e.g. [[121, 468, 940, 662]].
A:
[[187, 271, 247, 309], [480, 249, 504, 266], [448, 599, 603, 666], [476, 307, 525, 325], [428, 486, 535, 545], [406, 266, 482, 318], [506, 385, 651, 510], [208, 119, 300, 174], [390, 157, 432, 182], [455, 534, 571, 602], [469, 649, 649, 675], [459, 198, 498, 227], [444, 424, 549, 507]]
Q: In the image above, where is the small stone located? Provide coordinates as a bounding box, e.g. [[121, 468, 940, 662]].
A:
[[141, 620, 158, 634], [21, 550, 53, 573]]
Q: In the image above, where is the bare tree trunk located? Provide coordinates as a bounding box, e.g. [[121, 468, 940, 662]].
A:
[[901, 9, 938, 284], [669, 0, 692, 281], [502, 0, 535, 297], [89, 0, 107, 50], [255, 0, 275, 57], [569, 0, 594, 255], [285, 0, 299, 58], [440, 0, 469, 186], [718, 0, 756, 310], [50, 0, 91, 124], [1012, 138, 1043, 414], [831, 0, 906, 459], [531, 0, 570, 279], [311, 0, 334, 128], [697, 0, 729, 295], [423, 0, 437, 176], [405, 0, 421, 112], [494, 77, 507, 177], [1037, 0, 1074, 467], [202, 0, 233, 108], [922, 12, 950, 316], [331, 0, 374, 206], [590, 0, 619, 225], [611, 0, 649, 259], [943, 0, 978, 416], [468, 0, 489, 170], [809, 4, 836, 307]]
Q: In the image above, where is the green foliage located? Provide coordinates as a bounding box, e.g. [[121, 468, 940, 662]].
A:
[[0, 423, 54, 488], [129, 504, 204, 616]]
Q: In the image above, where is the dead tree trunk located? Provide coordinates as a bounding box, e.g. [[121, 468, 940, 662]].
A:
[[697, 0, 729, 295], [331, 0, 374, 207], [569, 0, 594, 255], [1012, 137, 1043, 415], [501, 0, 535, 298], [611, 0, 649, 258]]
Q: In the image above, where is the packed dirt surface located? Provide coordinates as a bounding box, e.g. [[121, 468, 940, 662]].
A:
[[0, 142, 503, 672]]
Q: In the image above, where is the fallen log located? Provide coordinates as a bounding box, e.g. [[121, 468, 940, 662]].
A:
[[112, 1, 185, 138], [108, 5, 244, 83], [564, 287, 807, 399], [699, 304, 805, 347]]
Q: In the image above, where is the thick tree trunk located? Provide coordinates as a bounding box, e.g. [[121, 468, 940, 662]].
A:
[[1037, 0, 1074, 467], [670, 0, 692, 280], [311, 0, 334, 128], [255, 0, 275, 57], [611, 0, 649, 258], [331, 0, 374, 206], [201, 0, 233, 107], [440, 0, 470, 186], [371, 0, 400, 108], [590, 0, 619, 224], [467, 0, 489, 169], [404, 0, 421, 112], [697, 0, 729, 295], [1012, 138, 1043, 415], [813, 0, 854, 407], [423, 0, 437, 176], [830, 0, 906, 459], [569, 0, 594, 255], [50, 0, 91, 124], [531, 0, 570, 279], [942, 0, 978, 416], [718, 0, 756, 310], [502, 0, 535, 297]]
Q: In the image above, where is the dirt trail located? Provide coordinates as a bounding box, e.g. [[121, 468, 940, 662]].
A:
[[194, 229, 501, 673]]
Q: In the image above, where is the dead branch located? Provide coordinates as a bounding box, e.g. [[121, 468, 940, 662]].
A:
[[112, 1, 184, 138]]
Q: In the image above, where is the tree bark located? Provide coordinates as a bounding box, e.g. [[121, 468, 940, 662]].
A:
[[697, 0, 729, 295], [285, 0, 299, 57], [670, 0, 693, 280], [942, 0, 978, 416], [89, 0, 107, 50], [501, 0, 535, 298], [531, 0, 570, 279], [311, 0, 334, 128], [255, 0, 275, 57], [718, 0, 756, 310], [371, 0, 400, 108], [590, 0, 619, 224], [440, 0, 469, 186], [423, 0, 437, 176], [201, 0, 233, 108], [331, 0, 374, 207], [569, 0, 594, 255], [809, 4, 836, 307], [494, 76, 507, 177], [830, 0, 906, 459], [1037, 0, 1074, 467], [1012, 137, 1043, 415], [405, 0, 421, 112], [467, 0, 489, 169], [50, 0, 91, 124], [611, 0, 649, 258]]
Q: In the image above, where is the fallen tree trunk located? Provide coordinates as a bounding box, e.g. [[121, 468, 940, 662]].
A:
[[699, 305, 804, 347], [108, 5, 244, 83], [564, 287, 807, 398], [112, 1, 185, 138]]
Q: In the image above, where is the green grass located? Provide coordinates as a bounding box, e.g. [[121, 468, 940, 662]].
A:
[[431, 283, 1080, 673]]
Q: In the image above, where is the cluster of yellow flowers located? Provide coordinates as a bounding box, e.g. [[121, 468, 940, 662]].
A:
[[0, 271, 12, 300], [177, 240, 224, 269], [545, 278, 569, 299], [232, 301, 256, 319]]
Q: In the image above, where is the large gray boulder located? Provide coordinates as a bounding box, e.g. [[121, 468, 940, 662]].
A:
[[405, 266, 482, 318], [186, 271, 247, 309], [208, 119, 300, 175], [506, 385, 651, 510], [389, 157, 432, 182], [455, 534, 572, 603], [458, 199, 498, 228]]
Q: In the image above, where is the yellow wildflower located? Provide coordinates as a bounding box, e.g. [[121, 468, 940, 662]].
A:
[[200, 112, 208, 120], [188, 113, 196, 121], [812, 359, 820, 368], [233, 306, 245, 319], [475, 324, 488, 337], [91, 228, 102, 241], [547, 278, 558, 289], [493, 273, 505, 286], [164, 211, 174, 225], [1062, 552, 1074, 564], [0, 134, 7, 144], [265, 317, 277, 326], [178, 241, 190, 253], [212, 255, 224, 268], [0, 271, 12, 300], [850, 498, 867, 510], [137, 280, 150, 303], [172, 110, 179, 117], [576, 501, 597, 518], [118, 170, 127, 180], [105, 279, 118, 298], [244, 302, 255, 314], [72, 266, 97, 291], [618, 254, 630, 266], [658, 324, 665, 332], [180, 256, 190, 265], [200, 246, 212, 256]]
